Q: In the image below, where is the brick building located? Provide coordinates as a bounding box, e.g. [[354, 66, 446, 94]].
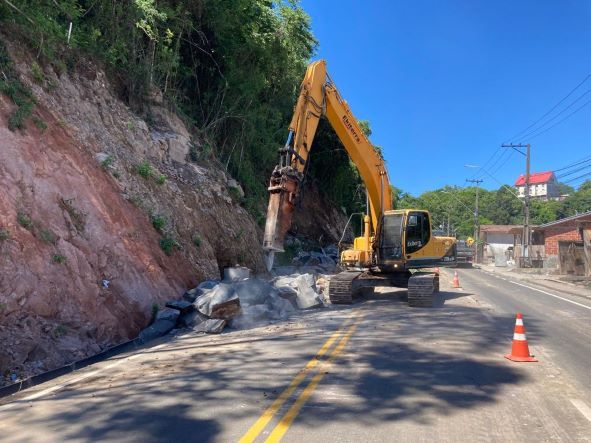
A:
[[532, 211, 591, 274]]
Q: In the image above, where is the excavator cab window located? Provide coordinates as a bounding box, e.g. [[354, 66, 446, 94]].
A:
[[405, 211, 431, 253]]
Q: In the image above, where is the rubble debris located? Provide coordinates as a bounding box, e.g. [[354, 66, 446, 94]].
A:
[[223, 266, 251, 282], [194, 319, 226, 334], [195, 283, 241, 319], [198, 280, 220, 290], [165, 300, 194, 315]]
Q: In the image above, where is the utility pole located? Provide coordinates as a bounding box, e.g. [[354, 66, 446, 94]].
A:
[[502, 143, 531, 267], [466, 178, 483, 263]]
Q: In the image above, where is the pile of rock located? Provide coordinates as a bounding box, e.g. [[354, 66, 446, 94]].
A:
[[137, 267, 326, 341]]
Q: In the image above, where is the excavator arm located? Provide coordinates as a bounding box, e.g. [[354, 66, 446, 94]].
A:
[[263, 60, 391, 269]]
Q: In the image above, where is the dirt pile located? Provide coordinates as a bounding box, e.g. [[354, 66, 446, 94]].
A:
[[0, 37, 264, 384]]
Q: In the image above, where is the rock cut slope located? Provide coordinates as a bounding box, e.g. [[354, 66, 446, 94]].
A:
[[0, 36, 264, 383]]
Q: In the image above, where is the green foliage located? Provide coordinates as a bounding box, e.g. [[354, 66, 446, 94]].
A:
[[52, 253, 67, 264], [0, 41, 36, 131], [1, 0, 317, 209], [192, 233, 201, 248], [59, 198, 86, 232], [32, 116, 47, 131], [159, 235, 179, 255], [151, 214, 166, 232], [156, 174, 166, 185], [136, 161, 153, 179], [30, 62, 45, 84], [101, 155, 114, 169], [17, 212, 33, 229], [395, 180, 591, 238], [0, 228, 10, 241], [40, 228, 57, 245]]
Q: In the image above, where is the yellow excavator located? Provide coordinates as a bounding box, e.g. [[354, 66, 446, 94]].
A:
[[263, 60, 456, 307]]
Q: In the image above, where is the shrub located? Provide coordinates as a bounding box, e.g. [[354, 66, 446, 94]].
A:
[[192, 233, 202, 248], [40, 228, 57, 245], [151, 215, 166, 232], [101, 156, 114, 169], [0, 229, 10, 241], [136, 161, 152, 179], [156, 174, 166, 185], [17, 212, 32, 229], [52, 254, 67, 264], [159, 236, 179, 256]]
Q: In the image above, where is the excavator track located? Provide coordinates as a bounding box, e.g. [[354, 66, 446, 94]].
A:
[[328, 271, 363, 304], [407, 272, 439, 308]]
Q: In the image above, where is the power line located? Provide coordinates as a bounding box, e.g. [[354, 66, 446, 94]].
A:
[[553, 155, 591, 173], [527, 96, 591, 141], [517, 87, 591, 140], [564, 171, 591, 184], [505, 72, 591, 142], [557, 163, 591, 179]]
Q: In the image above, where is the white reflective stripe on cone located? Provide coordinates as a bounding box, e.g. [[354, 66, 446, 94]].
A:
[[515, 319, 524, 326], [513, 333, 527, 341]]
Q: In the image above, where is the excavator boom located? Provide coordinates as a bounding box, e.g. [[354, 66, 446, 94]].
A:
[[263, 60, 391, 268]]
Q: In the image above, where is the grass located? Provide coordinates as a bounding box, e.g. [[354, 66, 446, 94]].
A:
[[151, 215, 166, 232], [136, 161, 152, 179], [0, 229, 9, 241], [17, 212, 32, 229], [59, 198, 86, 232], [156, 174, 166, 185], [30, 62, 44, 84], [52, 254, 67, 264], [159, 236, 180, 256]]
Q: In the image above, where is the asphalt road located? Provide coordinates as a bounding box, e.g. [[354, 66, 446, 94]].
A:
[[457, 267, 591, 395], [1, 270, 590, 442]]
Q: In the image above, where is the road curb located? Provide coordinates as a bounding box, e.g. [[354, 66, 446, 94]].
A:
[[0, 338, 143, 401]]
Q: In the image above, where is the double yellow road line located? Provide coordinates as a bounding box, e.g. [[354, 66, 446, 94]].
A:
[[239, 311, 362, 443]]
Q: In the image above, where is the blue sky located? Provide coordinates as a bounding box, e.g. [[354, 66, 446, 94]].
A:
[[299, 0, 591, 195]]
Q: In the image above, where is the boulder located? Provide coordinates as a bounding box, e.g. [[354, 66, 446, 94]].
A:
[[182, 287, 203, 303], [178, 310, 209, 328], [223, 266, 250, 282], [195, 283, 241, 319], [156, 307, 180, 323], [234, 278, 274, 306], [165, 300, 194, 315], [194, 319, 226, 334], [198, 280, 220, 290], [138, 319, 176, 343], [294, 274, 324, 309]]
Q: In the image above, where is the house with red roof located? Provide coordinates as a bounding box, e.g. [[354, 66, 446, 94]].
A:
[[514, 171, 560, 200]]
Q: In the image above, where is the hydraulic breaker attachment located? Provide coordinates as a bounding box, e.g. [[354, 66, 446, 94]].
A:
[[263, 166, 302, 269]]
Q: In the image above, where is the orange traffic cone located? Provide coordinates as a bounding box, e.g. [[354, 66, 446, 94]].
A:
[[452, 271, 460, 288], [505, 313, 537, 362]]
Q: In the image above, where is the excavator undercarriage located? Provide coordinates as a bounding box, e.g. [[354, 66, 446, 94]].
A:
[[327, 270, 440, 307]]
